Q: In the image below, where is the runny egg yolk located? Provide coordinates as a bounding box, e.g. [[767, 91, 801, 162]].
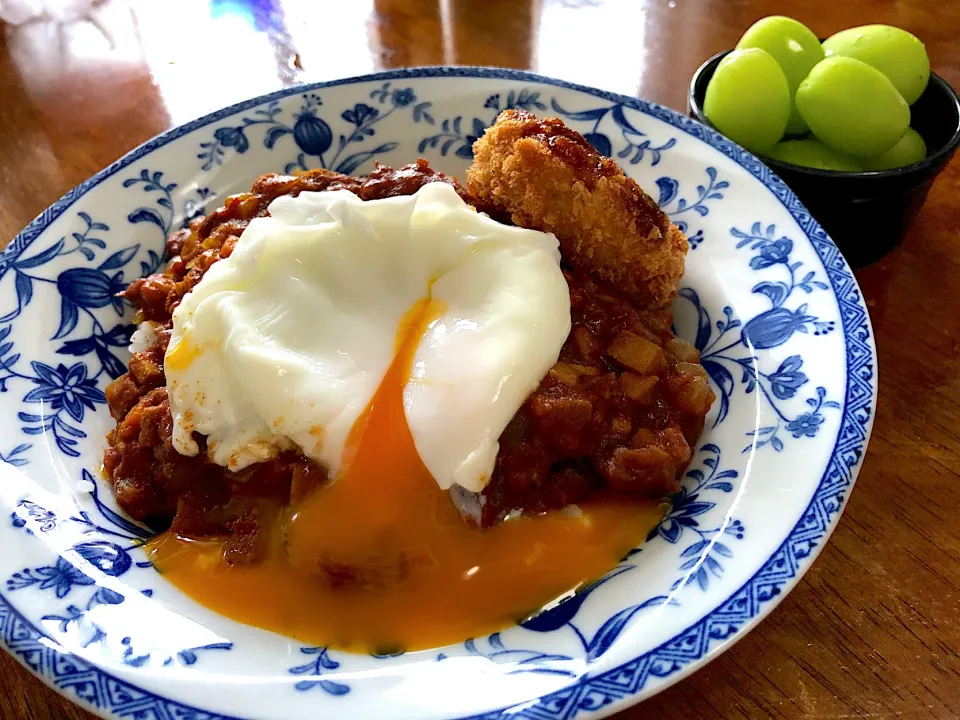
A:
[[163, 336, 203, 373], [148, 299, 665, 653]]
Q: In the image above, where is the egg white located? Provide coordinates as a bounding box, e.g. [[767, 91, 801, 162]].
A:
[[165, 182, 571, 490]]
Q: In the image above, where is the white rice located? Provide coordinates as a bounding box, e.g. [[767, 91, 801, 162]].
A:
[[128, 321, 159, 354]]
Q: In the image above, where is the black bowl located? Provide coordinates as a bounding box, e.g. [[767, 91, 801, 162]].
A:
[[689, 49, 960, 267]]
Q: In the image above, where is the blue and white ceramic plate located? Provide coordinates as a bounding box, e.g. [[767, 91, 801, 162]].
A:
[[0, 68, 876, 720]]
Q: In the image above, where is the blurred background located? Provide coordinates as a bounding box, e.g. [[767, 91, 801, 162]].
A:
[[2, 0, 957, 241]]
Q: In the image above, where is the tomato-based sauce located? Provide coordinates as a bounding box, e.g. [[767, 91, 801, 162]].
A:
[[148, 298, 665, 653]]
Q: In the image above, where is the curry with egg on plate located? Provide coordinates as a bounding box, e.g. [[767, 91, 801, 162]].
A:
[[102, 111, 715, 653]]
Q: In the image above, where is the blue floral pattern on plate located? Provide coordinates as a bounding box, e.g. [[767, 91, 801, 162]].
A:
[[0, 68, 875, 720], [200, 83, 435, 175], [7, 474, 232, 669]]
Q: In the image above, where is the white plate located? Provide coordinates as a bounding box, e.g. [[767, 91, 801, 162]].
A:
[[0, 67, 877, 720]]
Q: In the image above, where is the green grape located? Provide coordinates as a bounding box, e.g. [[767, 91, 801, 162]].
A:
[[860, 127, 927, 170], [823, 25, 930, 105], [796, 56, 910, 157], [736, 16, 825, 135], [704, 48, 790, 154], [767, 138, 862, 171]]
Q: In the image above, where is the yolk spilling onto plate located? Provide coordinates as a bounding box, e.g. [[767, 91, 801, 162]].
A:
[[149, 299, 665, 653]]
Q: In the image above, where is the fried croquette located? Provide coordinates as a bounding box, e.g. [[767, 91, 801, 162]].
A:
[[467, 109, 688, 309]]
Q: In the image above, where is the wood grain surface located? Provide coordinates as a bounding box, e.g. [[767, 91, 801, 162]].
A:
[[1, 0, 959, 718]]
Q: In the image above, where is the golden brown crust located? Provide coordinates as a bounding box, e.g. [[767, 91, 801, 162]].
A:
[[466, 109, 688, 309]]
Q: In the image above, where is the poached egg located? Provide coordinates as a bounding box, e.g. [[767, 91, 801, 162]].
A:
[[149, 179, 668, 654], [164, 182, 571, 492]]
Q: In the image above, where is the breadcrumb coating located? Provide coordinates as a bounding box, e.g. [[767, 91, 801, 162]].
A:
[[467, 109, 688, 309]]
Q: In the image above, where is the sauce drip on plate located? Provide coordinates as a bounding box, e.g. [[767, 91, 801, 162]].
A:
[[149, 299, 664, 653]]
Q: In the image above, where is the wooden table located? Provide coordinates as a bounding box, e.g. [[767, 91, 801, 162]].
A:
[[1, 0, 958, 717]]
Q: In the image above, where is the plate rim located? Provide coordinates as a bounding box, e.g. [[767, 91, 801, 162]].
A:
[[0, 65, 878, 720]]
